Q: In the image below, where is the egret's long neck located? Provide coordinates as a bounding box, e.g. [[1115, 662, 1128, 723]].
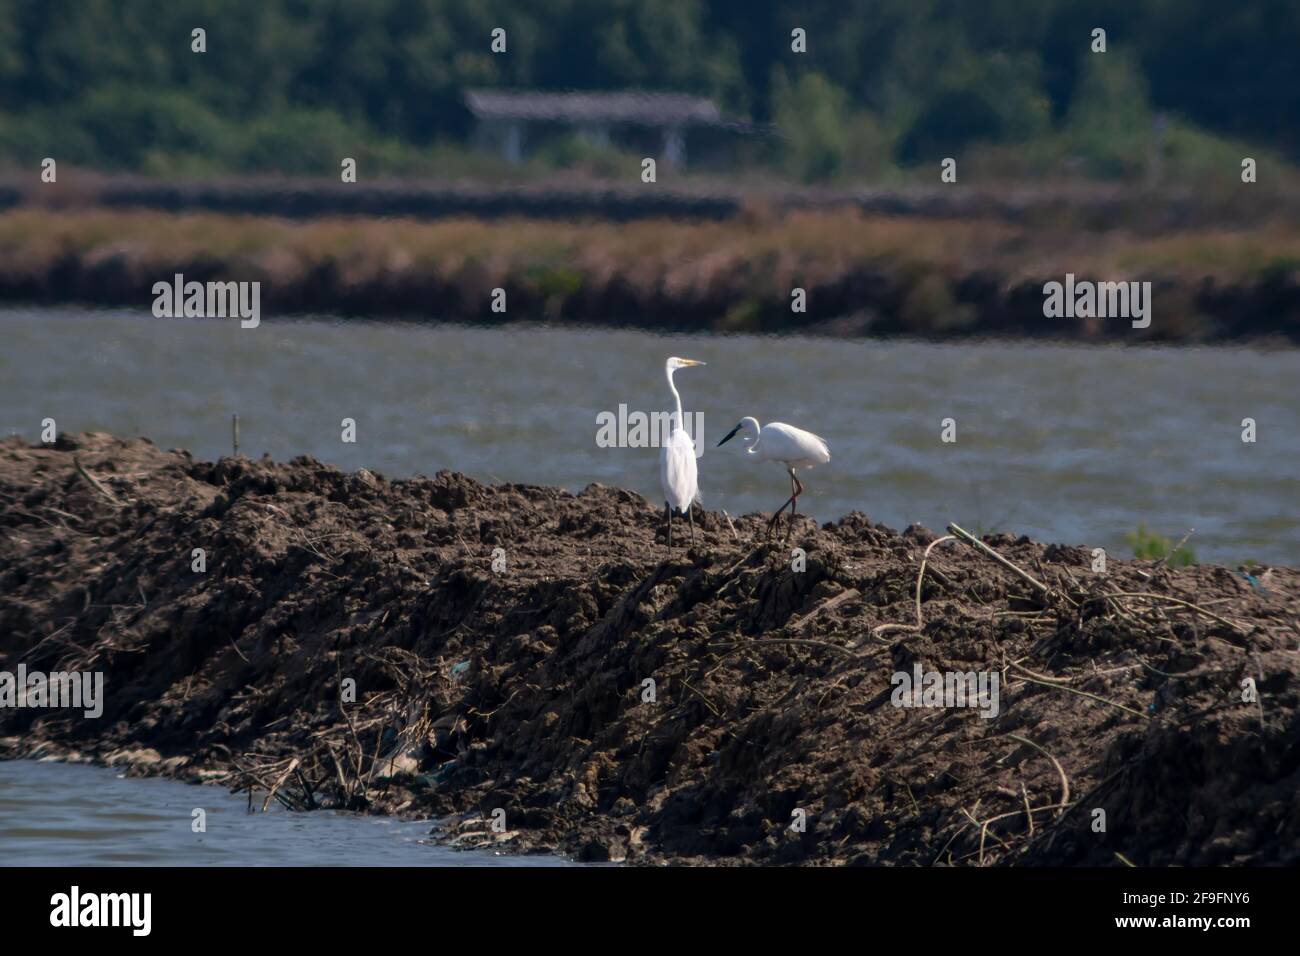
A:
[[666, 367, 684, 429]]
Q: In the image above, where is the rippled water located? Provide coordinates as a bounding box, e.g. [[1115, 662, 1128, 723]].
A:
[[1, 306, 1296, 564], [0, 760, 574, 866]]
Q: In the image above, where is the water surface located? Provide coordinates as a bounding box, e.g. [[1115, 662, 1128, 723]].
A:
[[1, 306, 1295, 564], [0, 759, 572, 866]]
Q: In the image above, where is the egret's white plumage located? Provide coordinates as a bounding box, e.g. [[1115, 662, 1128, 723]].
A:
[[722, 417, 830, 469], [659, 356, 705, 547], [718, 416, 829, 538], [660, 426, 697, 512]]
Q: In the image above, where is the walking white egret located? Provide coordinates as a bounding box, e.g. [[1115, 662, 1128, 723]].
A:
[[717, 417, 830, 540], [659, 356, 706, 547]]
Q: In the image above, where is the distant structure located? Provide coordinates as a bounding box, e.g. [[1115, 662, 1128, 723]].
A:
[[464, 89, 765, 170]]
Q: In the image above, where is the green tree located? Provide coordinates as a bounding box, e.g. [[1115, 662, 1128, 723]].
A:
[[60, 86, 231, 169], [897, 51, 1051, 163], [771, 69, 848, 182], [1063, 49, 1153, 179]]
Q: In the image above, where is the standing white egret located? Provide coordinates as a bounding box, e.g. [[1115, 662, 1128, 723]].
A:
[[659, 356, 706, 548], [717, 417, 829, 540]]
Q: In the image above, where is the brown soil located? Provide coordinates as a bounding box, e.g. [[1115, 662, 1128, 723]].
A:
[[1, 433, 1297, 865]]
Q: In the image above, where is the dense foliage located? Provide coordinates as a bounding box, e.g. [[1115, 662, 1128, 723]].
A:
[[0, 0, 1295, 179]]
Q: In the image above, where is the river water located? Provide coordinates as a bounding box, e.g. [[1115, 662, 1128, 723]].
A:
[[1, 306, 1296, 564], [0, 760, 574, 866]]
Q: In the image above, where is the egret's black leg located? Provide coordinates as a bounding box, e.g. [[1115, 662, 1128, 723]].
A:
[[665, 501, 673, 549], [767, 494, 795, 540], [781, 470, 797, 541], [784, 471, 806, 541], [687, 502, 696, 547]]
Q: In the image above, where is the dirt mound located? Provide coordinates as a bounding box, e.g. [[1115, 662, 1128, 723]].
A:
[[1, 434, 1297, 865]]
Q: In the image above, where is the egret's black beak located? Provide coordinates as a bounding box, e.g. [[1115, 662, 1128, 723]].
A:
[[717, 423, 742, 447]]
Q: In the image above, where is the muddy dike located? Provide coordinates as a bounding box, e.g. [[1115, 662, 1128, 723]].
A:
[[1, 434, 1297, 865], [8, 174, 1300, 229]]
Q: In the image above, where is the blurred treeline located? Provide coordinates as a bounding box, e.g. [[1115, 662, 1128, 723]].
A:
[[0, 0, 1296, 183]]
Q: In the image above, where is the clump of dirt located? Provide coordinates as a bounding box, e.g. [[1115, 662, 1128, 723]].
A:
[[1, 433, 1297, 865]]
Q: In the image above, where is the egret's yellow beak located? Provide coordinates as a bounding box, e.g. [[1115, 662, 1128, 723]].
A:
[[679, 358, 706, 367]]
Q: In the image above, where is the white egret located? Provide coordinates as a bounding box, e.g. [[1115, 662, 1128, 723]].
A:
[[717, 417, 829, 539], [659, 356, 706, 547]]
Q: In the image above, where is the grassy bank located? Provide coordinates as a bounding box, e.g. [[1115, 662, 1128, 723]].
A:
[[2, 207, 1299, 342]]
